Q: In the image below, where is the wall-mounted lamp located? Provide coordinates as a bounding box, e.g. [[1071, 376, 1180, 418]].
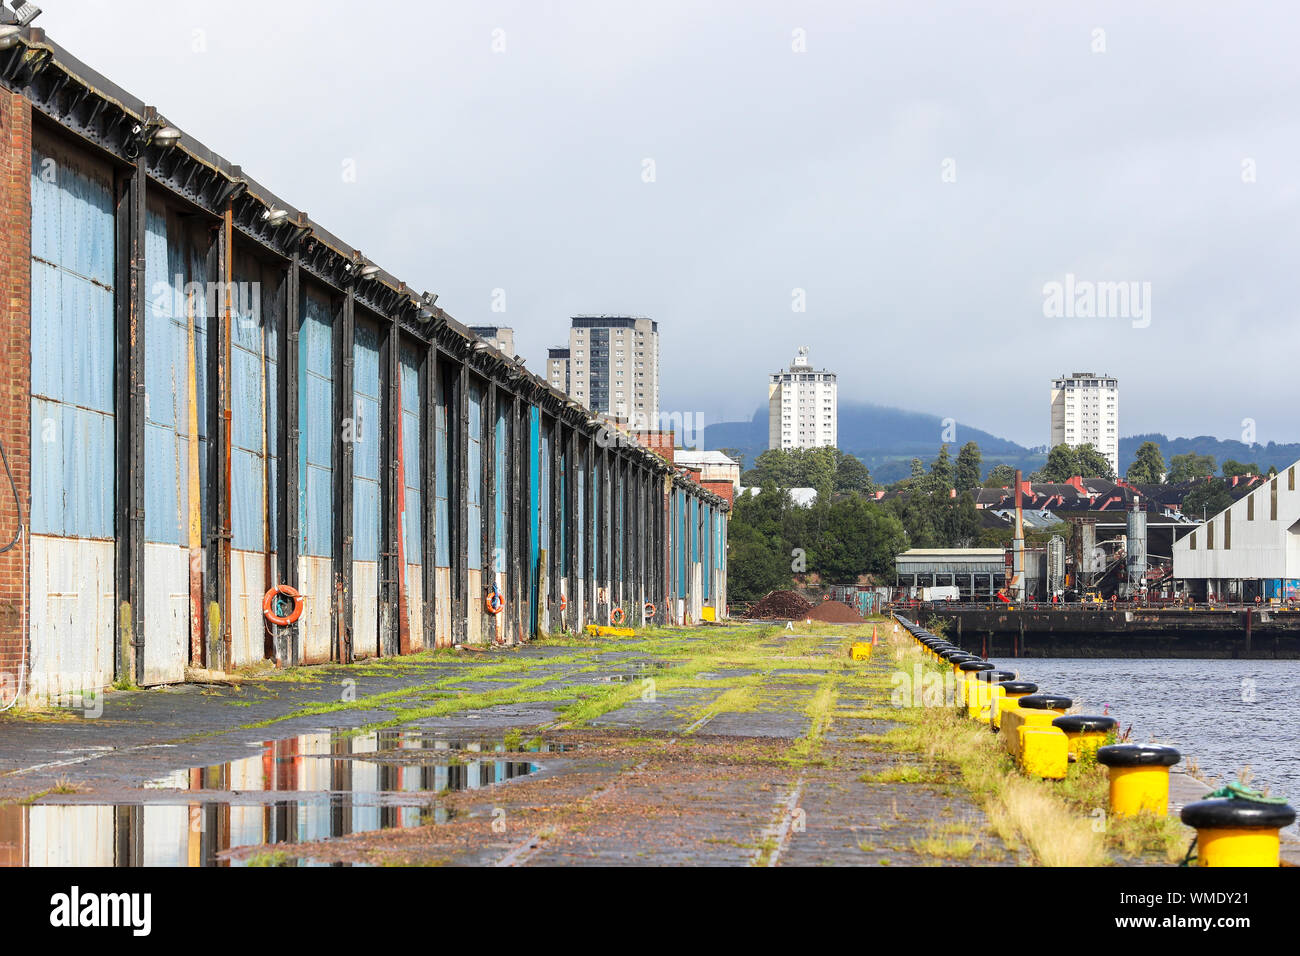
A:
[[150, 125, 182, 148], [262, 208, 291, 226], [0, 25, 22, 50]]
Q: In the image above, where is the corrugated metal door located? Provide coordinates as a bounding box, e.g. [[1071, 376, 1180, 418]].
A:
[[29, 139, 116, 696], [465, 378, 484, 643], [527, 406, 540, 634], [352, 320, 380, 657], [230, 253, 278, 667], [140, 204, 206, 684], [398, 344, 423, 649], [298, 288, 333, 663], [433, 365, 451, 645]]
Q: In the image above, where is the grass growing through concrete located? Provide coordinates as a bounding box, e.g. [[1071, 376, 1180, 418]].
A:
[[883, 635, 1195, 865]]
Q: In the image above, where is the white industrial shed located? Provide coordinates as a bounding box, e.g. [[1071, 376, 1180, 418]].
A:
[[1172, 463, 1300, 600]]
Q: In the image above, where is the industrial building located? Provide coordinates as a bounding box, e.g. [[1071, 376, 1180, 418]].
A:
[[768, 346, 837, 450], [1172, 462, 1300, 602], [895, 549, 1009, 600], [0, 25, 727, 701], [1050, 372, 1119, 476]]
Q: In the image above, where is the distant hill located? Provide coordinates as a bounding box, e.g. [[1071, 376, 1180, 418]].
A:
[[703, 403, 1046, 485], [1120, 434, 1300, 476], [703, 408, 1300, 485]]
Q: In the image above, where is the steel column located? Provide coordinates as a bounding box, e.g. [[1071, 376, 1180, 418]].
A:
[[114, 154, 146, 683]]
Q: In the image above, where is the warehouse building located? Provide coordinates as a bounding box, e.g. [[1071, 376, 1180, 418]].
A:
[[0, 26, 727, 701], [1172, 462, 1300, 603], [895, 549, 1008, 601]]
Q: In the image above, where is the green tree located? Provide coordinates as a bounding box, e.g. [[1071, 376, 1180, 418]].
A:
[[1039, 443, 1114, 481], [1125, 441, 1166, 484], [1221, 459, 1259, 478], [955, 441, 982, 492], [833, 452, 874, 495], [740, 447, 871, 500], [1182, 478, 1233, 521], [983, 463, 1016, 488], [928, 444, 953, 489], [1167, 453, 1217, 483]]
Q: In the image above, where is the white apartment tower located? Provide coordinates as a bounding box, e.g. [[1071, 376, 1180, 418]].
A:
[[1050, 372, 1120, 476], [769, 347, 838, 450], [566, 316, 660, 425]]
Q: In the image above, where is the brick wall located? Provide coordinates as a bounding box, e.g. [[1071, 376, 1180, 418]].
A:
[[0, 90, 32, 699]]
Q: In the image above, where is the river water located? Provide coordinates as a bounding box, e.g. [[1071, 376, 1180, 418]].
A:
[[989, 657, 1300, 817]]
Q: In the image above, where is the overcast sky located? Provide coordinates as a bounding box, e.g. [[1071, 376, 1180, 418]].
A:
[[40, 1, 1300, 447]]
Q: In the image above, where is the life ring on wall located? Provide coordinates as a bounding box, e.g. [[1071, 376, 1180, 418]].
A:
[[610, 606, 626, 625], [560, 594, 567, 612], [485, 585, 504, 615], [263, 584, 304, 627], [644, 602, 656, 619]]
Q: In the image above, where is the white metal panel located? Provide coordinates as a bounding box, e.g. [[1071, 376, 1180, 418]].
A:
[[230, 550, 269, 667], [141, 805, 191, 866], [467, 568, 482, 644], [28, 536, 114, 699], [435, 567, 452, 647], [299, 555, 332, 663], [352, 559, 378, 658], [142, 542, 187, 685], [27, 805, 114, 866], [405, 565, 423, 650]]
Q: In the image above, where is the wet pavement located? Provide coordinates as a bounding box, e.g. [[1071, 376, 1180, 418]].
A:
[[0, 623, 1015, 867]]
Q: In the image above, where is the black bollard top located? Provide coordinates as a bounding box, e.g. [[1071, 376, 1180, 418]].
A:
[[1181, 797, 1296, 830], [1096, 744, 1181, 768], [959, 660, 996, 672], [975, 669, 1017, 683], [1018, 694, 1073, 710], [997, 680, 1038, 695], [1052, 715, 1118, 733], [940, 650, 974, 662]]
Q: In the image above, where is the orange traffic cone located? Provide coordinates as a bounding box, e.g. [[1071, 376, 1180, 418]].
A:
[[871, 625, 878, 646]]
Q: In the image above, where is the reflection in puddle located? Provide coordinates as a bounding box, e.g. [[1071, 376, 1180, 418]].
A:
[[143, 728, 560, 792], [0, 729, 568, 868], [1, 797, 427, 867]]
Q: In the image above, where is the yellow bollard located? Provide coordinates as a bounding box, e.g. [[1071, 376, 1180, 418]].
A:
[[968, 670, 1016, 722], [1097, 745, 1181, 817], [1020, 726, 1069, 779], [1051, 715, 1117, 758], [956, 660, 991, 708], [1180, 797, 1296, 867], [990, 681, 1037, 731], [999, 693, 1070, 760]]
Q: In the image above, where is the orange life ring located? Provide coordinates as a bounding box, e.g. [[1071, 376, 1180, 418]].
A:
[[644, 602, 656, 619], [485, 586, 504, 615], [610, 606, 626, 625], [263, 584, 304, 627], [560, 594, 567, 611]]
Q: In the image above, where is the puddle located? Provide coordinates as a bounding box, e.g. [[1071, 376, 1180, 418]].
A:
[[0, 728, 572, 868], [595, 661, 670, 683], [0, 796, 434, 867], [141, 728, 569, 792]]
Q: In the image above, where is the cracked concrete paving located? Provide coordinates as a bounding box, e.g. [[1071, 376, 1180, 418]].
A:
[[0, 622, 1014, 867]]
